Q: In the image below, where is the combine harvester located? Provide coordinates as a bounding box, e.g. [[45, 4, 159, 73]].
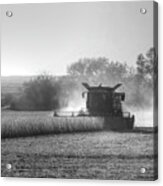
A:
[[54, 83, 135, 131]]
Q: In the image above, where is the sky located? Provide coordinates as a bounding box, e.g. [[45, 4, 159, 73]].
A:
[[1, 1, 154, 76]]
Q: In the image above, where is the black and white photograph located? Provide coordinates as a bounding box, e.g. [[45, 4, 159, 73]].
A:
[[1, 1, 158, 180]]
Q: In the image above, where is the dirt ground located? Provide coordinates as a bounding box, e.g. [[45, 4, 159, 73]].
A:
[[1, 131, 157, 180]]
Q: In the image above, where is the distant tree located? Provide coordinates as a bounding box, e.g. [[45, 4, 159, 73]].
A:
[[136, 47, 158, 84], [24, 74, 60, 110], [67, 57, 130, 85], [11, 74, 60, 110], [1, 93, 13, 108], [128, 47, 158, 108], [67, 57, 108, 77], [105, 61, 130, 83]]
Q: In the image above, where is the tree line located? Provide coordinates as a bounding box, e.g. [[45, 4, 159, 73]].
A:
[[1, 47, 157, 110]]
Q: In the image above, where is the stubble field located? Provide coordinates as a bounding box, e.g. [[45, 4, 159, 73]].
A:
[[1, 111, 157, 180]]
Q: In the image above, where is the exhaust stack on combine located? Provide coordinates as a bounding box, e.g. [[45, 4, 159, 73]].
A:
[[54, 83, 134, 131]]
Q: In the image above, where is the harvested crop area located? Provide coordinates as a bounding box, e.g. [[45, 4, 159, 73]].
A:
[[1, 131, 157, 180]]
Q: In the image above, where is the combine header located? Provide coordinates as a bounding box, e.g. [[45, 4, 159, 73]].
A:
[[54, 83, 134, 131]]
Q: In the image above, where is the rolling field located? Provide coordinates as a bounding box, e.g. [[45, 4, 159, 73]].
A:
[[1, 111, 158, 180]]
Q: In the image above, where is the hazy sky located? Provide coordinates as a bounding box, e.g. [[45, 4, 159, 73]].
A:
[[1, 1, 154, 76]]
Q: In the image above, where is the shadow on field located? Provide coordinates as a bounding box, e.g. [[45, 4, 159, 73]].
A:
[[116, 126, 158, 134], [1, 128, 157, 140]]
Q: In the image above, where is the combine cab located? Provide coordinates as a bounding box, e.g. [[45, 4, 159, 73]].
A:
[[54, 82, 134, 131]]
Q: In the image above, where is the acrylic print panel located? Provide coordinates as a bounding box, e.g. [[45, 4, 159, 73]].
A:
[[1, 1, 158, 180]]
